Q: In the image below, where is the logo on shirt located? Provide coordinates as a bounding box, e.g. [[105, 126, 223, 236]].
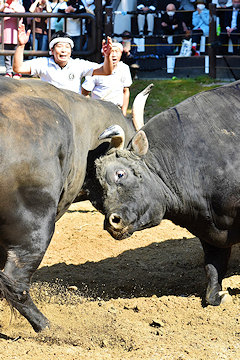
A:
[[68, 73, 75, 81]]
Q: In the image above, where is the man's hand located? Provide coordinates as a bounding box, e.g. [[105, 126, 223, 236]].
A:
[[227, 27, 235, 36], [102, 36, 112, 57], [65, 5, 75, 13], [18, 24, 31, 46], [123, 47, 130, 56]]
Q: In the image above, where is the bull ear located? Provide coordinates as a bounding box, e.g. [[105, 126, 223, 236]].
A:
[[131, 130, 148, 156], [99, 125, 125, 149]]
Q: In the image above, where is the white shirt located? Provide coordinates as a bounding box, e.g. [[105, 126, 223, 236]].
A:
[[30, 57, 100, 93], [212, 0, 232, 8], [231, 8, 238, 29], [82, 61, 132, 107], [58, 1, 82, 36], [48, 2, 64, 30]]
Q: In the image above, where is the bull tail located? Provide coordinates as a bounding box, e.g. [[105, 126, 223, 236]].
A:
[[0, 271, 19, 307], [0, 271, 16, 323], [132, 83, 153, 131]]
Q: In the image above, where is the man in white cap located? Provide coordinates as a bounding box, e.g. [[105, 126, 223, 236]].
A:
[[81, 39, 132, 117], [13, 24, 113, 94]]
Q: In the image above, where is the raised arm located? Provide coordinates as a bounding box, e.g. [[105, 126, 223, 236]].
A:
[[122, 87, 130, 117], [93, 37, 113, 76], [29, 0, 39, 12], [13, 24, 32, 74], [45, 0, 52, 13], [30, 0, 52, 13]]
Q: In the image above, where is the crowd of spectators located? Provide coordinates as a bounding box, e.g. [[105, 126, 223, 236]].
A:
[[0, 0, 239, 81], [133, 0, 240, 56], [0, 0, 239, 120], [1, 0, 239, 62]]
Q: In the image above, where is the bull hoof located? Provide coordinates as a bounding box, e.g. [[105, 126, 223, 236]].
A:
[[219, 290, 232, 304]]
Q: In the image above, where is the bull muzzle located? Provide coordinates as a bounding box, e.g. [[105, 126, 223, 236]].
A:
[[109, 213, 124, 230]]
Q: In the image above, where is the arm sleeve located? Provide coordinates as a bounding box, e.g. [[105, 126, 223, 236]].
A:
[[200, 10, 209, 25], [29, 58, 43, 77], [81, 60, 103, 77], [121, 64, 132, 88], [192, 11, 199, 27], [81, 76, 95, 91]]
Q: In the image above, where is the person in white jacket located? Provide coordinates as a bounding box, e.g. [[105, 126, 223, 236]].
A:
[[81, 39, 132, 116]]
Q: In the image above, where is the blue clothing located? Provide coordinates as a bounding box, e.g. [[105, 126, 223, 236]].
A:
[[192, 8, 209, 36]]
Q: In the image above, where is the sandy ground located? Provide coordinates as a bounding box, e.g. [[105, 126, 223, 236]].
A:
[[1, 201, 240, 359]]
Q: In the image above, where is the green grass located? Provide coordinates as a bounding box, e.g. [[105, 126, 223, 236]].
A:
[[129, 76, 227, 120]]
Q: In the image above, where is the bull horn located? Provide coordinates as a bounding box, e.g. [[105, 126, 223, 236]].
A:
[[132, 83, 153, 131], [99, 125, 125, 149]]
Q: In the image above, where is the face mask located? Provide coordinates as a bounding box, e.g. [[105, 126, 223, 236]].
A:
[[197, 4, 205, 10], [167, 11, 175, 16]]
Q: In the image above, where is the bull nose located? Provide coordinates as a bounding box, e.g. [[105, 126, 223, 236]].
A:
[[109, 213, 124, 230]]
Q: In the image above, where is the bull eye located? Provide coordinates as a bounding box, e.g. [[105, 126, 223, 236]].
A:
[[114, 170, 126, 182]]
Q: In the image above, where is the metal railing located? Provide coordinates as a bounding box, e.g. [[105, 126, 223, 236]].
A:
[[0, 11, 97, 57], [0, 4, 239, 78]]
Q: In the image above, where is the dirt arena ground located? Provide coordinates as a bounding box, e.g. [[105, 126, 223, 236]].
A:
[[1, 201, 240, 359]]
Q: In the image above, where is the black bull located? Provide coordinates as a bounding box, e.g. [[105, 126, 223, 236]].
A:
[[0, 77, 149, 332], [92, 80, 240, 308]]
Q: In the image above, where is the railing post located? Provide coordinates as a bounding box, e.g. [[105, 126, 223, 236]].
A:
[[209, 3, 217, 79], [104, 6, 113, 37], [0, 18, 3, 50], [95, 0, 103, 63]]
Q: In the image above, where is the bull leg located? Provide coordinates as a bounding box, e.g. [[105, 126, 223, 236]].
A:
[[0, 212, 56, 332], [200, 240, 231, 305]]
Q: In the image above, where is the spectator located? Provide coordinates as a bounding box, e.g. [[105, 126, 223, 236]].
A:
[[81, 39, 132, 117], [160, 3, 187, 53], [220, 0, 240, 54], [49, 0, 65, 35], [120, 30, 139, 79], [29, 0, 52, 52], [22, 0, 33, 57], [137, 0, 158, 35], [81, 1, 107, 51], [13, 24, 113, 93], [191, 0, 209, 54], [84, 0, 95, 14], [82, 0, 106, 14], [176, 0, 196, 28], [57, 0, 85, 53], [212, 0, 232, 33], [0, 0, 25, 78]]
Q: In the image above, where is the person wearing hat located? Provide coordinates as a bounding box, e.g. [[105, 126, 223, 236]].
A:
[[81, 39, 132, 116], [12, 23, 113, 94], [191, 0, 209, 55]]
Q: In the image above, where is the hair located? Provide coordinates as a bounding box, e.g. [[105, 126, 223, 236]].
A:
[[121, 30, 132, 39], [50, 31, 73, 45]]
